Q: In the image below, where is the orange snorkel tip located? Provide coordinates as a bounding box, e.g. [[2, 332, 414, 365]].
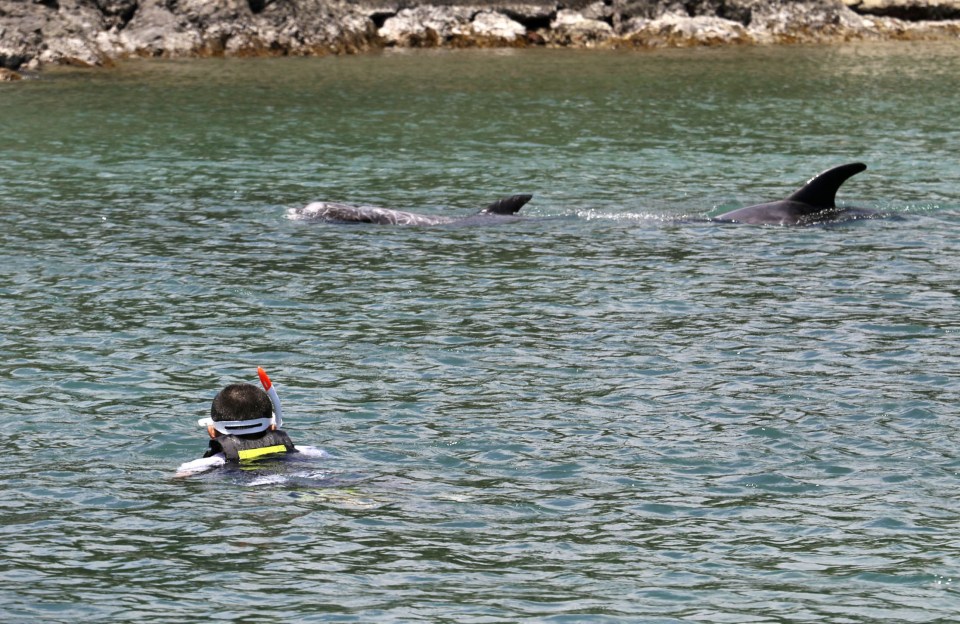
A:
[[257, 366, 272, 391]]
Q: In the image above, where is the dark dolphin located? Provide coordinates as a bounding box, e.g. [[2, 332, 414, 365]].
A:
[[712, 163, 877, 226], [289, 194, 533, 226]]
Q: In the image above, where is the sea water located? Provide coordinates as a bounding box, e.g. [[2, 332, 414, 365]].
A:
[[1, 43, 959, 622]]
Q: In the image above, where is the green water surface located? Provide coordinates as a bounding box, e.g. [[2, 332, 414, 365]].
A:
[[1, 43, 959, 622]]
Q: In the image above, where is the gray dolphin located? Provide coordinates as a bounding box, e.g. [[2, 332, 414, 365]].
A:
[[289, 194, 533, 226], [712, 163, 877, 225]]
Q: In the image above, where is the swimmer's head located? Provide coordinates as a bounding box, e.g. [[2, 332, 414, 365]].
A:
[[211, 383, 273, 423]]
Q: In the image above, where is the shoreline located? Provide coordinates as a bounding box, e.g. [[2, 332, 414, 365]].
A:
[[1, 0, 959, 80]]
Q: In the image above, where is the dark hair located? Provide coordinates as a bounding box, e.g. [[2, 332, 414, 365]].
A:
[[211, 383, 273, 422]]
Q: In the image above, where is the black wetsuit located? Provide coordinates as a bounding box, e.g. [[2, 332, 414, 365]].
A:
[[204, 429, 297, 461]]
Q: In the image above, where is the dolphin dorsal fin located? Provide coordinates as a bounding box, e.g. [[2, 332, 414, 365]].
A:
[[787, 162, 867, 208], [481, 194, 533, 215]]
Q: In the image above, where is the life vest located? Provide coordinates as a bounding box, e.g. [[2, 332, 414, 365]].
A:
[[204, 428, 297, 462]]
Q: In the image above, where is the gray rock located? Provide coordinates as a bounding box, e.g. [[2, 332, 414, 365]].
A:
[[108, 0, 376, 58], [843, 0, 960, 18], [113, 0, 200, 58], [379, 6, 477, 45], [549, 8, 615, 44], [1, 0, 109, 69], [622, 12, 753, 45], [379, 5, 532, 46], [471, 11, 529, 40], [748, 0, 872, 42], [2, 0, 960, 70]]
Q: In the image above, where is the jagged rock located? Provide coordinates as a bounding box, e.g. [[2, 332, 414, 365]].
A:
[[843, 0, 960, 18], [471, 10, 528, 40], [748, 0, 872, 42], [94, 0, 138, 29], [3, 0, 960, 70], [623, 12, 753, 45], [0, 0, 109, 69], [379, 5, 533, 46], [618, 0, 691, 20], [106, 0, 376, 58], [111, 0, 201, 57], [579, 0, 613, 20], [379, 6, 477, 45], [679, 0, 756, 24], [251, 1, 376, 54], [549, 8, 615, 44]]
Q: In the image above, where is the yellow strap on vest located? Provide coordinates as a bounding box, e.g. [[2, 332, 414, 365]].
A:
[[237, 444, 287, 461]]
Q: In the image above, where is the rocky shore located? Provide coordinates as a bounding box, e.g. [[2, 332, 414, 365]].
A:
[[1, 0, 959, 78]]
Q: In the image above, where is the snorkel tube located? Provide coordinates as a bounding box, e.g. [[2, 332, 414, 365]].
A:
[[197, 367, 284, 435], [257, 366, 283, 429]]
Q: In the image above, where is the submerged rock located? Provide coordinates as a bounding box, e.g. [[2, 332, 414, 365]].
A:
[[0, 67, 23, 81]]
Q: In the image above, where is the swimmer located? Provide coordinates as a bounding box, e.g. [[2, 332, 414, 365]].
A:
[[175, 367, 326, 477]]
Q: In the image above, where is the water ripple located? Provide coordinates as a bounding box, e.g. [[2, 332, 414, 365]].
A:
[[2, 44, 960, 622]]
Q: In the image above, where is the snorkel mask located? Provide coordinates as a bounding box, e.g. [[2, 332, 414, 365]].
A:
[[197, 367, 285, 436]]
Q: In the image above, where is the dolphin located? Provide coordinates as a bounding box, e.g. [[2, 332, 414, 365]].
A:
[[712, 163, 878, 225], [289, 194, 534, 226]]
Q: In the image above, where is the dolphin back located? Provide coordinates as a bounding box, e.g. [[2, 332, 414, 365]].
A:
[[480, 194, 534, 216], [786, 162, 867, 209], [293, 202, 450, 225]]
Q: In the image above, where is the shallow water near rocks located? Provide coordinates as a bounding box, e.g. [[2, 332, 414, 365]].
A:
[[2, 43, 960, 622]]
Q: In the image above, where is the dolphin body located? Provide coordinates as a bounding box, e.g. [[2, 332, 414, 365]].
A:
[[290, 194, 533, 226], [711, 163, 878, 226]]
